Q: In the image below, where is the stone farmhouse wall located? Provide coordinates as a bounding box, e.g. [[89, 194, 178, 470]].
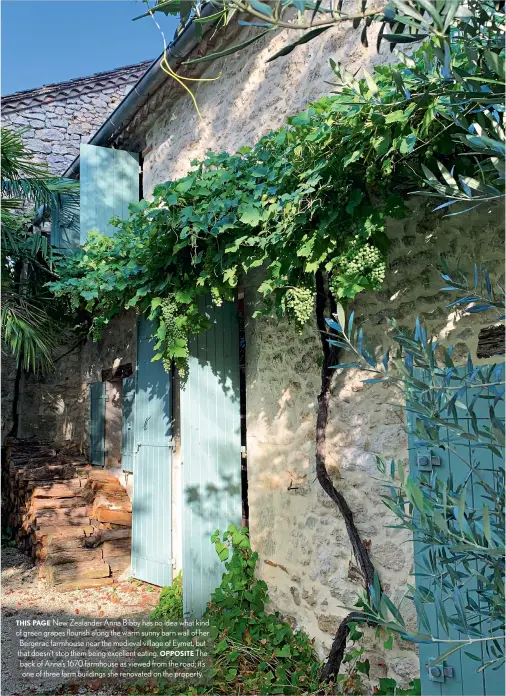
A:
[[1, 61, 150, 442], [6, 20, 505, 687], [2, 60, 151, 174]]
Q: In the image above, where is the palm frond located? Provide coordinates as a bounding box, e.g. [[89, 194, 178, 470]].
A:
[[1, 291, 59, 373]]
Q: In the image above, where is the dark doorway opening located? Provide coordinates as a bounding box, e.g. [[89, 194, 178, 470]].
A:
[[238, 294, 249, 528], [101, 363, 132, 469]]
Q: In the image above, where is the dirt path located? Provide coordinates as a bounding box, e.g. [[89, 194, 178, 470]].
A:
[[1, 547, 161, 696]]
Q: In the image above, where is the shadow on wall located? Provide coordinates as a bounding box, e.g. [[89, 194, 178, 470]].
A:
[[241, 201, 504, 665]]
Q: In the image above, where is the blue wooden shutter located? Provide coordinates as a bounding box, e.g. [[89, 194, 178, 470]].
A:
[[89, 382, 106, 467], [408, 368, 505, 696], [80, 144, 139, 244], [181, 298, 242, 618], [122, 375, 135, 473], [50, 182, 80, 253], [131, 318, 173, 586]]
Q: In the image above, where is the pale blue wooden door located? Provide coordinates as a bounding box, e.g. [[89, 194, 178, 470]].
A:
[[80, 144, 139, 243], [181, 298, 242, 617], [89, 382, 106, 466], [122, 375, 135, 473], [408, 366, 505, 696], [131, 318, 173, 587]]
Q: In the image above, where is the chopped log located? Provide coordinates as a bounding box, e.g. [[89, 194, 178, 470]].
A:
[[44, 548, 103, 566], [95, 508, 132, 526], [33, 506, 88, 521], [85, 528, 131, 547], [4, 438, 131, 589], [92, 492, 132, 513], [30, 496, 87, 511], [102, 538, 131, 558], [36, 525, 94, 542], [21, 464, 76, 481], [87, 470, 121, 483], [91, 481, 126, 493], [46, 559, 111, 585], [54, 577, 114, 592], [41, 537, 88, 555], [30, 480, 81, 497]]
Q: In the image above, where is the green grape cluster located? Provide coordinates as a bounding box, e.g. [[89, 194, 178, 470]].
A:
[[337, 236, 386, 288], [282, 287, 314, 331], [161, 298, 189, 376], [211, 287, 223, 307]]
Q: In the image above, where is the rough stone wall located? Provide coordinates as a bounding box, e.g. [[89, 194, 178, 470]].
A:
[[18, 312, 136, 449], [122, 22, 504, 685], [6, 14, 505, 687], [2, 61, 150, 174], [244, 202, 504, 684]]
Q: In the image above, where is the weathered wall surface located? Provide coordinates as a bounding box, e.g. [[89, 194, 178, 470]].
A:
[[18, 312, 136, 449], [7, 15, 504, 687], [120, 22, 505, 684], [244, 202, 504, 683], [2, 61, 150, 174]]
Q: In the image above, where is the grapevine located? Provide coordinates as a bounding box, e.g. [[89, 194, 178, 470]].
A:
[[282, 287, 315, 332], [331, 236, 386, 298], [160, 298, 189, 376]]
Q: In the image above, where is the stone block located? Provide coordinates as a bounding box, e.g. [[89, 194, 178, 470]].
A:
[[46, 118, 68, 128], [36, 128, 65, 141], [27, 139, 52, 154], [316, 612, 341, 635]]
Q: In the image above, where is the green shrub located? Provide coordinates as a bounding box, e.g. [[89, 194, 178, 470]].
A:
[[148, 528, 420, 695], [204, 525, 323, 694], [150, 571, 183, 621]]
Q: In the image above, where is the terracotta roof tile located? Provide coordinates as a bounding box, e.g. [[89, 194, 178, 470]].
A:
[[2, 60, 154, 114]]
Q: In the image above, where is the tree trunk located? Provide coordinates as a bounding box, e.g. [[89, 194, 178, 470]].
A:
[[314, 270, 380, 679], [9, 353, 23, 438]]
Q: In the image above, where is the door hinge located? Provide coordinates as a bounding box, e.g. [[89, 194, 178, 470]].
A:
[[417, 449, 441, 472], [241, 445, 247, 459], [426, 660, 454, 682], [135, 440, 176, 453], [169, 558, 176, 567]]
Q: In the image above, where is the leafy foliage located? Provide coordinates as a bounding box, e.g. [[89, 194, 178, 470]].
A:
[[151, 526, 419, 695], [205, 525, 323, 694], [150, 571, 183, 620], [326, 266, 505, 671], [1, 129, 80, 373], [139, 0, 504, 211], [49, 21, 505, 370]]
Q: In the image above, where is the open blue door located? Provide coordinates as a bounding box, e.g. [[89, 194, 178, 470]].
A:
[[131, 318, 173, 587], [181, 298, 242, 617], [80, 144, 139, 243]]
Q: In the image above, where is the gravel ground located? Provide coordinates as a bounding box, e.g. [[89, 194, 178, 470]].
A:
[[1, 546, 161, 696]]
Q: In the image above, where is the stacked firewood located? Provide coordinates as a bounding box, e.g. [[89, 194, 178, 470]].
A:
[[3, 438, 132, 590]]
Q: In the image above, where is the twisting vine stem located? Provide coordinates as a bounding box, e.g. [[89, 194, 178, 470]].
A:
[[314, 269, 379, 679]]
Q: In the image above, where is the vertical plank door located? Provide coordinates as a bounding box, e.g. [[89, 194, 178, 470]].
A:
[[131, 317, 173, 587], [408, 366, 505, 696], [181, 298, 242, 618]]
